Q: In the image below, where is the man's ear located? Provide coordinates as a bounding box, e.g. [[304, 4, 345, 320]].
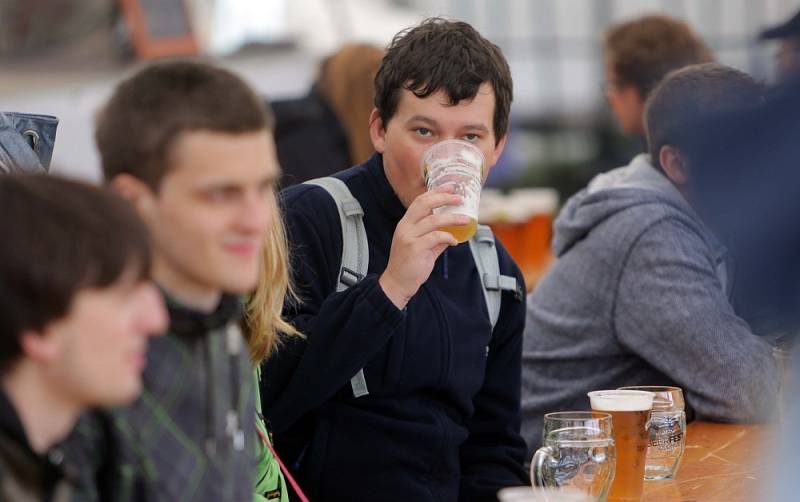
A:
[[490, 134, 508, 166], [659, 145, 689, 186], [110, 174, 155, 216], [369, 108, 386, 154], [482, 134, 508, 183], [19, 329, 59, 365]]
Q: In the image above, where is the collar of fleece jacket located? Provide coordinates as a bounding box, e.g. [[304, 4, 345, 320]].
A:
[[162, 292, 243, 337]]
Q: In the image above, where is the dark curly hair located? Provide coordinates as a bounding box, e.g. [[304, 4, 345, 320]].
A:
[[374, 17, 512, 144]]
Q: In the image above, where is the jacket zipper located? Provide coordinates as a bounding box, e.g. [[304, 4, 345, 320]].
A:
[[424, 284, 451, 386]]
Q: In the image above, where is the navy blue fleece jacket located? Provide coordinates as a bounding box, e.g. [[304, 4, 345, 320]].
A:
[[260, 154, 528, 501]]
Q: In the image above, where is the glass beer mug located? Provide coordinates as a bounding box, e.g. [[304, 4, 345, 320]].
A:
[[531, 412, 616, 501], [618, 386, 686, 479]]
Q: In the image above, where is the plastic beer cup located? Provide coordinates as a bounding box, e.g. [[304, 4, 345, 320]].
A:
[[588, 390, 654, 501], [422, 139, 485, 243]]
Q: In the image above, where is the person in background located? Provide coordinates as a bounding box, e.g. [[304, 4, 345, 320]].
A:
[[65, 60, 294, 501], [760, 8, 800, 82], [517, 15, 714, 201], [521, 63, 779, 457], [0, 174, 166, 502], [602, 14, 713, 140], [0, 112, 58, 173], [272, 43, 385, 186], [519, 15, 714, 453], [261, 18, 528, 501]]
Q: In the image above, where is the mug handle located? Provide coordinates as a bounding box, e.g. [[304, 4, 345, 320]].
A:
[[530, 445, 556, 487]]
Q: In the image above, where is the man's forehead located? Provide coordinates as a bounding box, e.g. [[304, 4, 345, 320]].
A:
[[165, 129, 278, 182], [175, 163, 279, 187], [395, 84, 495, 131], [402, 82, 495, 104], [400, 83, 494, 109]]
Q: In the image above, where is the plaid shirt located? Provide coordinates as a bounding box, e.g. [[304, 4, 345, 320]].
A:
[[65, 295, 258, 502]]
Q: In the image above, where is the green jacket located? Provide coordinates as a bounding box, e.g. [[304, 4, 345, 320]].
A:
[[254, 370, 288, 502]]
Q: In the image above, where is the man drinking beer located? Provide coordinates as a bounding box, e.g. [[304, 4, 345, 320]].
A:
[[260, 18, 528, 501]]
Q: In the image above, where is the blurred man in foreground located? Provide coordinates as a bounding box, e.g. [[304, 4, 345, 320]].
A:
[[66, 61, 286, 501], [0, 174, 166, 501]]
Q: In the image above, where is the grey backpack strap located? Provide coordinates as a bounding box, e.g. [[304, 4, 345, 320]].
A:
[[305, 177, 370, 398], [468, 225, 522, 330]]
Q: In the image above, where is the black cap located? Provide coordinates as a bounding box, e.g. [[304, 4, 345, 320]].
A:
[[760, 9, 800, 40]]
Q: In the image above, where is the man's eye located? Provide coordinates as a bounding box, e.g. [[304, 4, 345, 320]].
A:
[[463, 133, 480, 142], [415, 127, 432, 137], [205, 188, 236, 202]]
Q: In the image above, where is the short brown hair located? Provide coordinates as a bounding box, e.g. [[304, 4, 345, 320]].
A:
[[605, 15, 713, 99], [96, 60, 272, 190], [645, 63, 764, 171], [0, 174, 151, 371], [374, 17, 513, 144]]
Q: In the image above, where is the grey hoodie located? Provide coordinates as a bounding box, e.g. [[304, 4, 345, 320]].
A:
[[521, 154, 779, 455]]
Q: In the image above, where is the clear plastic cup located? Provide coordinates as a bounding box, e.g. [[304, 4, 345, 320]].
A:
[[422, 139, 485, 243], [588, 390, 654, 501]]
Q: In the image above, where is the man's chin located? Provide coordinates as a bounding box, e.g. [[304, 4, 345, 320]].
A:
[[219, 274, 260, 296], [95, 382, 142, 408]]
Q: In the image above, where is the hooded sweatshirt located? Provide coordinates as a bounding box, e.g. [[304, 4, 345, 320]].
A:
[[521, 154, 779, 455]]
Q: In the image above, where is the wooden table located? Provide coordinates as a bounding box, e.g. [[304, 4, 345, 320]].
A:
[[642, 422, 771, 501]]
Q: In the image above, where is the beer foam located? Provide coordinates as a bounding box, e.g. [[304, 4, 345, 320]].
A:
[[588, 390, 654, 411]]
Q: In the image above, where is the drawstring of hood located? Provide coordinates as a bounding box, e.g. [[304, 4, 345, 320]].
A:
[[204, 336, 216, 457]]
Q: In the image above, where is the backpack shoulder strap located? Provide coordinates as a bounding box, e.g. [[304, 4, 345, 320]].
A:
[[303, 177, 370, 397], [305, 177, 369, 291], [468, 225, 522, 331]]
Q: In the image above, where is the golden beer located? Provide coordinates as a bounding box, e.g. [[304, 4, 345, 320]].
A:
[[441, 217, 477, 243], [589, 390, 654, 502]]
